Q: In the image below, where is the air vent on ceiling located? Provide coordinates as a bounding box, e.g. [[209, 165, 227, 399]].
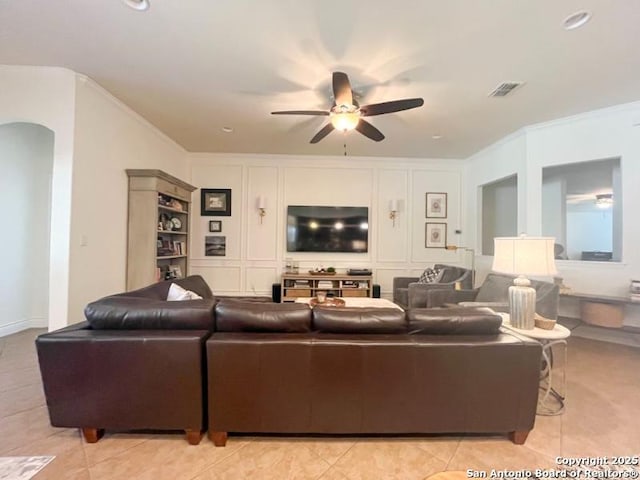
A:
[[488, 82, 524, 97]]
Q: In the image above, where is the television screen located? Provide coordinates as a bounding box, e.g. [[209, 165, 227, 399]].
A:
[[287, 206, 369, 253]]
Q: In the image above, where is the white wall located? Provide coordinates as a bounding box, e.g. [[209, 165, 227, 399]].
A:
[[541, 178, 566, 250], [481, 175, 518, 255], [67, 77, 188, 324], [466, 101, 640, 296], [0, 123, 54, 336], [0, 65, 76, 332], [188, 154, 466, 298], [0, 66, 189, 333]]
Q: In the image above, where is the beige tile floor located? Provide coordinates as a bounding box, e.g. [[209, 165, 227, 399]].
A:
[[1, 329, 639, 480]]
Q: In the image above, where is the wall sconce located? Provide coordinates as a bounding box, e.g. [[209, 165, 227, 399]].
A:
[[257, 196, 266, 224], [445, 244, 476, 288], [389, 199, 398, 227]]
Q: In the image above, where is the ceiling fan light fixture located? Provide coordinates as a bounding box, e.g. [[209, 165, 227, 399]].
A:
[[330, 112, 360, 132], [122, 0, 150, 11], [563, 11, 591, 30], [595, 193, 613, 208]]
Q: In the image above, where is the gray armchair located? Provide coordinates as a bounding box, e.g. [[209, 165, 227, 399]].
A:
[[422, 272, 560, 320], [393, 264, 473, 309]]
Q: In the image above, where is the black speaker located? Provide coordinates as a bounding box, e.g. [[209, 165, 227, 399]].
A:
[[272, 283, 281, 303], [373, 284, 381, 298]]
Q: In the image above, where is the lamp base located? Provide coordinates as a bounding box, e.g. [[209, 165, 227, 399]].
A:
[[508, 278, 536, 329]]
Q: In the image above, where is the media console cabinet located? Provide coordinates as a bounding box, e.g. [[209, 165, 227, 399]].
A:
[[281, 273, 373, 302]]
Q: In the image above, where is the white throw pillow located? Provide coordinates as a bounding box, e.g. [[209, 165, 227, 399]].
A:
[[167, 283, 203, 301]]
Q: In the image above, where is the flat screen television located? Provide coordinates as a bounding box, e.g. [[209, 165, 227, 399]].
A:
[[287, 205, 369, 253]]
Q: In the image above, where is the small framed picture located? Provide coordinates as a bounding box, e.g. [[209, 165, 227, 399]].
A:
[[425, 222, 447, 248], [426, 192, 447, 218], [201, 188, 231, 216], [205, 236, 226, 256], [209, 220, 222, 232], [169, 265, 183, 279]]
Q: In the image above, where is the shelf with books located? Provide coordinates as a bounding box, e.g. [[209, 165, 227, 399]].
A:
[[127, 169, 195, 290]]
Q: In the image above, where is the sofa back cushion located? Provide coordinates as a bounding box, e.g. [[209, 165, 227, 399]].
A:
[[215, 301, 311, 332], [407, 307, 502, 334], [84, 297, 216, 330], [433, 264, 465, 284], [313, 307, 407, 333], [124, 275, 214, 301]]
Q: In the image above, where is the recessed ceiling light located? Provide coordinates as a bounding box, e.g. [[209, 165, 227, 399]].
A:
[[221, 127, 233, 133], [563, 11, 591, 30], [432, 134, 443, 140], [122, 0, 150, 11]]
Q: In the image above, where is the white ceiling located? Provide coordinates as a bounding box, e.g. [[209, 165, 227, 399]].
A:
[[1, 1, 639, 159]]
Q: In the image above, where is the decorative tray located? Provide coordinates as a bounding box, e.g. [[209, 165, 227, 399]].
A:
[[309, 297, 345, 307], [308, 271, 336, 275]]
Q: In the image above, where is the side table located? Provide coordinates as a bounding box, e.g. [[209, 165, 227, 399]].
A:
[[499, 313, 571, 415]]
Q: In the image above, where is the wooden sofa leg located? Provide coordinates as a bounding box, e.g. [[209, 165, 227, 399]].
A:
[[509, 430, 530, 445], [208, 431, 228, 447], [81, 428, 104, 443], [185, 429, 203, 445]]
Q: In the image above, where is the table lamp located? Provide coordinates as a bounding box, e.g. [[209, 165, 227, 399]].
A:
[[492, 235, 557, 329]]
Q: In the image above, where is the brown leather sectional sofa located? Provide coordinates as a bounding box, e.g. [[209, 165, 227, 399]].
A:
[[37, 276, 542, 447]]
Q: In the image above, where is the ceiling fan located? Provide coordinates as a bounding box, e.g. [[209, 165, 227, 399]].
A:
[[271, 72, 424, 143]]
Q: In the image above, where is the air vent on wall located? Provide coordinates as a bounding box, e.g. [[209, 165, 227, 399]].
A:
[[488, 82, 524, 97]]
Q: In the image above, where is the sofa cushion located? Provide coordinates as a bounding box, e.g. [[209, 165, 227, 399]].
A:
[[407, 307, 502, 334], [474, 274, 512, 303], [84, 296, 216, 330], [313, 307, 407, 333], [215, 301, 311, 332]]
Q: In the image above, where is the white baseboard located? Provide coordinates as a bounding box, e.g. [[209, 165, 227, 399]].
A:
[[0, 319, 31, 338], [0, 317, 48, 337], [29, 317, 48, 328]]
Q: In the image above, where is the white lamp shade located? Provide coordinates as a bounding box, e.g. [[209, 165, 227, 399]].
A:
[[257, 196, 266, 209], [492, 236, 558, 276], [389, 199, 398, 212]]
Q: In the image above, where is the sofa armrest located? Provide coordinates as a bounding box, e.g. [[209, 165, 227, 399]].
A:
[[393, 277, 418, 293], [84, 297, 216, 330], [408, 283, 454, 308], [448, 288, 480, 303], [423, 289, 456, 308]]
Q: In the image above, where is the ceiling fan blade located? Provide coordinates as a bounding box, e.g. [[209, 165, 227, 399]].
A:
[[356, 119, 385, 142], [360, 98, 424, 116], [332, 72, 353, 106], [271, 110, 329, 116], [310, 123, 335, 143]]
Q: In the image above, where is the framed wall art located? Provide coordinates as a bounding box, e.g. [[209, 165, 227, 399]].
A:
[[209, 220, 222, 232], [425, 222, 447, 248], [205, 236, 226, 256], [426, 192, 447, 218], [201, 188, 231, 216]]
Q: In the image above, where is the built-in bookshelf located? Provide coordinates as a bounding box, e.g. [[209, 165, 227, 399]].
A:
[[126, 169, 196, 291]]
